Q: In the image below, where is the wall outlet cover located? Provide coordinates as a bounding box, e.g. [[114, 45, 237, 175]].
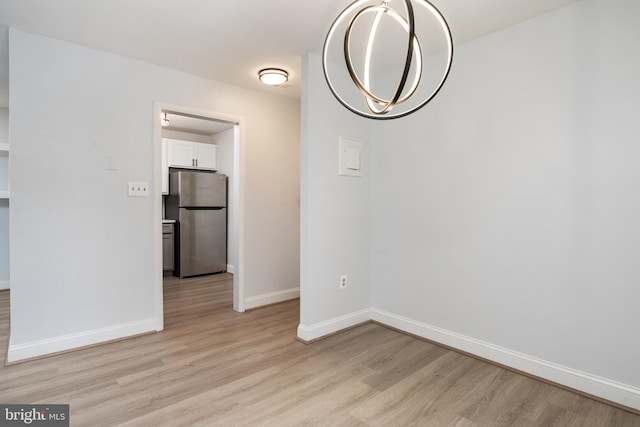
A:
[[339, 274, 348, 289], [128, 182, 149, 197]]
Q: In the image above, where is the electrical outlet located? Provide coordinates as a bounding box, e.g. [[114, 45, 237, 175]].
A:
[[128, 182, 149, 197], [339, 275, 348, 289]]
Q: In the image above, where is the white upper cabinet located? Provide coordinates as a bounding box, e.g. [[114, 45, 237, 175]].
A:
[[193, 143, 217, 170], [168, 139, 196, 168], [161, 139, 169, 195], [166, 139, 217, 171]]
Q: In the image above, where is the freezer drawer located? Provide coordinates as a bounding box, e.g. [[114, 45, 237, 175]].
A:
[[170, 169, 227, 208], [176, 207, 227, 277]]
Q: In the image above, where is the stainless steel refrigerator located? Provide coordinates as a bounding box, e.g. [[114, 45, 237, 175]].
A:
[[166, 169, 227, 278]]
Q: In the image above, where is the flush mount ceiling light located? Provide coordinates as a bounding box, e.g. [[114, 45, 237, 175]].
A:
[[323, 0, 453, 120], [161, 112, 170, 127], [258, 68, 289, 86]]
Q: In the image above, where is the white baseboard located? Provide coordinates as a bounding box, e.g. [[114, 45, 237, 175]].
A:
[[244, 287, 299, 310], [7, 318, 157, 363], [226, 264, 235, 274], [371, 309, 640, 411], [0, 280, 9, 290], [297, 309, 372, 342]]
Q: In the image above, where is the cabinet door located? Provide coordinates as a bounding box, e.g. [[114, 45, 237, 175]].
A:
[[194, 143, 217, 170], [162, 232, 174, 270], [168, 140, 195, 168], [161, 139, 169, 194]]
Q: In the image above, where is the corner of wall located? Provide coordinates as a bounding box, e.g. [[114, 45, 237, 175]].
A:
[[299, 52, 373, 331]]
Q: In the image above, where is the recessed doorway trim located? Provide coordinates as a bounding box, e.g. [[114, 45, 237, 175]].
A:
[[153, 102, 246, 332]]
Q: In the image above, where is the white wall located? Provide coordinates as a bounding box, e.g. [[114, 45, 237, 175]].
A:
[[369, 0, 640, 408], [300, 0, 639, 409], [0, 107, 8, 286], [298, 53, 372, 339], [212, 127, 236, 272], [8, 29, 299, 360]]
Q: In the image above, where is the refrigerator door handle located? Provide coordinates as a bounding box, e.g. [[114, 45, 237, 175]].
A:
[[183, 207, 224, 211]]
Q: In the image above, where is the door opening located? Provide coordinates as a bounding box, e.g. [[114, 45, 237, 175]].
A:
[[154, 104, 246, 331]]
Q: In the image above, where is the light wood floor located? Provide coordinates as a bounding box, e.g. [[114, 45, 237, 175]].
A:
[[1, 276, 638, 426]]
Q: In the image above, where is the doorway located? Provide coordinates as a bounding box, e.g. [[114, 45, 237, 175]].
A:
[[153, 103, 245, 331]]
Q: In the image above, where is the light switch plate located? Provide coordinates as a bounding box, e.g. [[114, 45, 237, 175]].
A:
[[339, 137, 362, 177], [128, 182, 149, 197], [106, 155, 119, 170]]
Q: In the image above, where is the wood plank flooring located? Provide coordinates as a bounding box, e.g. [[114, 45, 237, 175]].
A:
[[0, 276, 638, 426]]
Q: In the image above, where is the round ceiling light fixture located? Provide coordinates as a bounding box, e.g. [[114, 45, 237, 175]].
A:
[[323, 0, 453, 120], [258, 68, 289, 86]]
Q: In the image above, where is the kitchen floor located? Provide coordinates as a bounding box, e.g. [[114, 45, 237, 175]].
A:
[[162, 272, 236, 322]]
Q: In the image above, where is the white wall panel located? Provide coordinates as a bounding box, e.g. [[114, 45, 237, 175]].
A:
[[370, 0, 640, 395], [8, 30, 299, 357]]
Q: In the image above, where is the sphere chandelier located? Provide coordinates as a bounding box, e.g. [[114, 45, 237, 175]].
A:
[[322, 0, 453, 120]]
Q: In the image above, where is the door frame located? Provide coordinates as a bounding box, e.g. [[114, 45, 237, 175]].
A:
[[153, 102, 246, 331]]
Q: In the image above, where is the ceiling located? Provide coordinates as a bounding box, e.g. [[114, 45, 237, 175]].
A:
[[0, 0, 580, 109], [162, 112, 234, 136]]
